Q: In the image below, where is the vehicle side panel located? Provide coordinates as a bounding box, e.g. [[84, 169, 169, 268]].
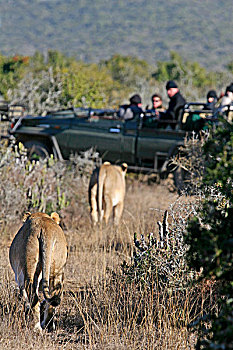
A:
[[68, 116, 124, 162], [136, 126, 186, 168]]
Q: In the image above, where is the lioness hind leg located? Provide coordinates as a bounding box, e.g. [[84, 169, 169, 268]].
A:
[[25, 279, 42, 331], [90, 183, 98, 225], [90, 208, 98, 226], [20, 287, 31, 317], [113, 202, 124, 225], [103, 195, 113, 224], [41, 276, 63, 331], [33, 301, 42, 332], [41, 301, 55, 331]]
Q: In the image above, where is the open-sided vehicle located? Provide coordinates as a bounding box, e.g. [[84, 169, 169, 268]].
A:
[[0, 102, 26, 122], [9, 104, 217, 174], [0, 103, 26, 139]]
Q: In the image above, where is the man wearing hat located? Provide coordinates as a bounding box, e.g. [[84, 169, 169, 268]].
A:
[[160, 81, 186, 128], [205, 90, 218, 111], [118, 94, 143, 120]]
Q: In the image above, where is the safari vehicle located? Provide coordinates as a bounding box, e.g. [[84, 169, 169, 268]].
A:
[[9, 104, 216, 174], [0, 103, 26, 139], [0, 102, 26, 122], [0, 100, 8, 122], [180, 102, 218, 132]]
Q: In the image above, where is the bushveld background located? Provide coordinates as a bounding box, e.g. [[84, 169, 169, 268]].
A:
[[0, 139, 221, 350], [1, 0, 232, 69], [1, 49, 232, 117]]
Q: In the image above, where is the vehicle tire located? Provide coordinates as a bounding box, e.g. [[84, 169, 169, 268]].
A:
[[24, 141, 50, 161]]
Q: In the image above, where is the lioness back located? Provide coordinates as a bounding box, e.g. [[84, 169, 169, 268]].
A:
[[10, 212, 66, 278], [102, 164, 125, 206], [89, 161, 127, 225], [9, 211, 67, 332]]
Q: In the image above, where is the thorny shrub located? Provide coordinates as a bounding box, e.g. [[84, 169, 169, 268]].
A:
[[0, 140, 99, 230], [121, 210, 191, 290], [169, 131, 209, 193]]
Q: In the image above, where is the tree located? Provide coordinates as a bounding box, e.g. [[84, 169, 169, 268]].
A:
[[226, 61, 233, 74], [62, 61, 118, 108], [100, 54, 158, 105], [101, 54, 153, 86], [7, 67, 65, 115], [153, 51, 218, 98], [0, 54, 29, 99]]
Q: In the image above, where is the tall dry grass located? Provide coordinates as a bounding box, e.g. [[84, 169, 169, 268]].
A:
[[0, 144, 217, 349]]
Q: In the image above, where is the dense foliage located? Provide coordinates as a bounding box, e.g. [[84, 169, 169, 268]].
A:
[[1, 50, 232, 115], [184, 120, 233, 349]]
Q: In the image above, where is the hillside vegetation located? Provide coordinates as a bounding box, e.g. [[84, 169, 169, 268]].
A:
[[1, 50, 232, 116], [0, 0, 232, 69]]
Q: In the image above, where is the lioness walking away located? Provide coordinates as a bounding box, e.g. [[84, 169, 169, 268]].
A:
[[89, 161, 127, 225], [9, 212, 68, 332]]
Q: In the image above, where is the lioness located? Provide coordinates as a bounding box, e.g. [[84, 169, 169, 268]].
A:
[[88, 161, 127, 225], [9, 211, 68, 332]]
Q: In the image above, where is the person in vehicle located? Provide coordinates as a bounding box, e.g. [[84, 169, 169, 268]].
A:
[[159, 81, 186, 128], [219, 84, 233, 119], [205, 90, 218, 111], [144, 93, 165, 127], [118, 94, 143, 120], [149, 93, 165, 114]]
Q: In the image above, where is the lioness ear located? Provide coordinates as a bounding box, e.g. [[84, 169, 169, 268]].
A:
[[103, 161, 111, 165], [121, 163, 128, 173], [23, 212, 31, 222], [51, 212, 60, 225]]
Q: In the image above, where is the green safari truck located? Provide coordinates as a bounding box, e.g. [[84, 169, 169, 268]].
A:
[[9, 105, 214, 173]]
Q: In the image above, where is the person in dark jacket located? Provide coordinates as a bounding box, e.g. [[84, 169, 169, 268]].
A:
[[205, 90, 218, 111], [162, 80, 186, 124], [118, 94, 143, 120]]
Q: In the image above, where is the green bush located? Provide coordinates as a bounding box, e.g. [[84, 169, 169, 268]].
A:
[[0, 141, 98, 229], [184, 119, 233, 349]]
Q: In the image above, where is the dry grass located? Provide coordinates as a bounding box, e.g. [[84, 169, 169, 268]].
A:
[[0, 161, 216, 349]]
